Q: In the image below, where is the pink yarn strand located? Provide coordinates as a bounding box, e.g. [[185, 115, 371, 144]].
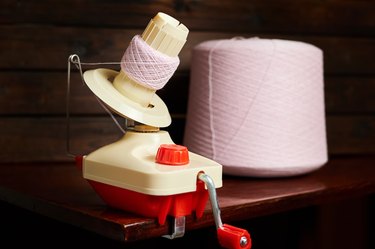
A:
[[220, 39, 276, 154], [207, 41, 222, 160]]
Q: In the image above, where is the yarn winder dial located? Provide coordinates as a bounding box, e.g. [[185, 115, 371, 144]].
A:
[[71, 12, 251, 248]]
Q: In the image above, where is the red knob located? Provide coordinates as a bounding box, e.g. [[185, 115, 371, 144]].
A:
[[155, 144, 189, 165], [217, 224, 251, 249]]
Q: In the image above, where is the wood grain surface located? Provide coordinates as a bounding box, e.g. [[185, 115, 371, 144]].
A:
[[0, 156, 374, 242]]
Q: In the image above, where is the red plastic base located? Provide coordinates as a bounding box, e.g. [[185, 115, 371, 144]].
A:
[[77, 155, 209, 225], [88, 180, 208, 225]]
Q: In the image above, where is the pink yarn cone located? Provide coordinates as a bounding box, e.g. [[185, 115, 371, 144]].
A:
[[184, 38, 328, 177]]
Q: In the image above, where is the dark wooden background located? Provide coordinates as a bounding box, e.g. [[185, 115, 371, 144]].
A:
[[0, 0, 374, 248]]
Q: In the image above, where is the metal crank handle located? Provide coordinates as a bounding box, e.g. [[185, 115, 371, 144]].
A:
[[198, 173, 252, 249]]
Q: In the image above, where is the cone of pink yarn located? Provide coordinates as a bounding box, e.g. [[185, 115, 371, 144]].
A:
[[184, 37, 328, 177]]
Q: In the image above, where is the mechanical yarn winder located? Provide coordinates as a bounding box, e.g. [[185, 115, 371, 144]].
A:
[[67, 12, 251, 249]]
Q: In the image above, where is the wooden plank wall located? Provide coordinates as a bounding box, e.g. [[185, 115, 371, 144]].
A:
[[0, 0, 374, 162]]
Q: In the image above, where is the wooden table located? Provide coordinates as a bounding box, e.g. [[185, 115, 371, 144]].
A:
[[0, 156, 374, 244]]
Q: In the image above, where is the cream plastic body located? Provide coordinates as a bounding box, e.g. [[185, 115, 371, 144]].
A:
[[82, 13, 222, 196], [83, 131, 222, 196]]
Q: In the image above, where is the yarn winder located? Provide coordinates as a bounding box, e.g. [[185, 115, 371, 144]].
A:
[[68, 12, 251, 248]]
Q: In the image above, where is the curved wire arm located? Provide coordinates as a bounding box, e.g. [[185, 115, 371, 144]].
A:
[[66, 54, 125, 157]]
